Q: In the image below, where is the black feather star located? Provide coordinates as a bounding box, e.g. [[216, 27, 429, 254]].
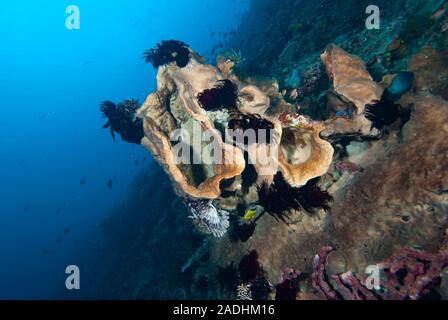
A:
[[228, 112, 274, 144], [256, 172, 332, 223], [215, 262, 239, 294], [143, 40, 190, 68], [364, 100, 401, 130], [197, 80, 239, 111], [99, 100, 144, 144]]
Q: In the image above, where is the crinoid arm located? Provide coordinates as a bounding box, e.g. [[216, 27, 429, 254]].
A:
[[109, 127, 116, 141], [143, 40, 190, 68], [364, 100, 400, 130], [100, 101, 117, 118], [197, 80, 238, 111], [102, 120, 111, 129]]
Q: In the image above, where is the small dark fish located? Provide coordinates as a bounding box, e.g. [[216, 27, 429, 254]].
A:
[[82, 61, 91, 67], [210, 32, 215, 38], [38, 114, 48, 121], [23, 205, 31, 211], [63, 227, 71, 234], [223, 32, 228, 38], [107, 179, 113, 188], [142, 157, 147, 162], [56, 237, 63, 244], [134, 160, 139, 166], [80, 178, 87, 185], [41, 249, 51, 255], [384, 71, 415, 102], [56, 208, 61, 214]]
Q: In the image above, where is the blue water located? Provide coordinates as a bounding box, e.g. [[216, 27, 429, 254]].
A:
[[0, 0, 248, 299]]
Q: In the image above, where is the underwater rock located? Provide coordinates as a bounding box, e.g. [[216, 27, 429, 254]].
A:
[[408, 47, 448, 99]]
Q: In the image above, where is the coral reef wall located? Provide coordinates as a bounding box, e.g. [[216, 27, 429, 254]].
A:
[[105, 0, 448, 300]]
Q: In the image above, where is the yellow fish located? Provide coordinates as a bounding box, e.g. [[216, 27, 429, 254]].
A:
[[243, 209, 257, 221]]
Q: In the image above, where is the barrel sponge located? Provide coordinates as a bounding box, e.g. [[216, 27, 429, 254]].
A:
[[278, 121, 334, 187], [321, 44, 383, 113]]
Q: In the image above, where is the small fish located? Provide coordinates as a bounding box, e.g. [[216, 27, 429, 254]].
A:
[[289, 88, 298, 101], [335, 110, 351, 118], [80, 178, 87, 185], [107, 179, 113, 188], [56, 208, 61, 214], [63, 227, 71, 234], [243, 209, 257, 221], [38, 114, 48, 121], [210, 32, 215, 38], [82, 61, 91, 67], [431, 7, 446, 20], [56, 237, 63, 244], [23, 205, 31, 211], [384, 72, 414, 102], [335, 161, 363, 174], [41, 249, 51, 255], [134, 160, 139, 166]]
